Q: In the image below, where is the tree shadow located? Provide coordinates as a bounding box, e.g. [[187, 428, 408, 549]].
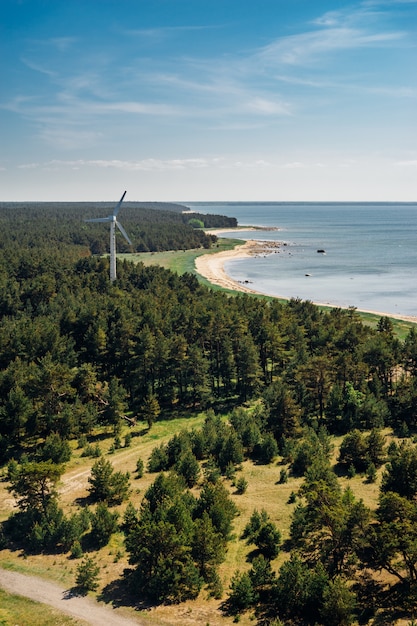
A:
[[83, 432, 113, 444], [353, 574, 417, 625], [73, 493, 94, 507], [63, 586, 88, 599], [97, 569, 154, 611], [246, 547, 261, 563], [130, 427, 148, 438]]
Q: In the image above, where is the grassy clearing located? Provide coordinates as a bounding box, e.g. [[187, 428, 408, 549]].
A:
[[0, 588, 87, 626], [119, 237, 243, 276]]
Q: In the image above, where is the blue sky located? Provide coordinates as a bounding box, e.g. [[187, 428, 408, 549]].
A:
[[1, 0, 416, 201]]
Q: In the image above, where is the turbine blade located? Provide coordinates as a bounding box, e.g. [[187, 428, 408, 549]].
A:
[[85, 216, 112, 223], [116, 220, 132, 246], [113, 190, 127, 217]]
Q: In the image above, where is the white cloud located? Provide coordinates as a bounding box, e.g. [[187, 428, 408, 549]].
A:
[[363, 0, 417, 6], [21, 57, 57, 77], [17, 158, 225, 172], [245, 97, 291, 115], [15, 157, 278, 173], [257, 27, 405, 67]]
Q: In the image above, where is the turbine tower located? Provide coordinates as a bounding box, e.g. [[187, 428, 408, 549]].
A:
[[85, 191, 132, 282]]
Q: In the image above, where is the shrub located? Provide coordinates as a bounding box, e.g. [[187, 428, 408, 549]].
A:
[[366, 462, 377, 483], [254, 433, 278, 464], [228, 571, 256, 613], [70, 540, 83, 558], [89, 503, 119, 547], [135, 457, 144, 478], [38, 433, 71, 464], [279, 468, 288, 484], [88, 457, 130, 505], [235, 477, 248, 494], [75, 555, 100, 593]]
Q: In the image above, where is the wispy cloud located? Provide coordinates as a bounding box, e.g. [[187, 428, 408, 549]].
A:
[[18, 158, 225, 171], [21, 57, 57, 78], [257, 27, 405, 67], [2, 93, 184, 119], [125, 25, 218, 39], [16, 157, 337, 172], [5, 0, 415, 157], [274, 73, 416, 98], [244, 97, 291, 115], [363, 0, 417, 6]]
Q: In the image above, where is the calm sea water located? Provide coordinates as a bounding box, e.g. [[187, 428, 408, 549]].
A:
[[187, 203, 417, 317]]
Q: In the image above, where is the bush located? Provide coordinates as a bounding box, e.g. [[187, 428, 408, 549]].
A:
[[188, 218, 204, 228], [81, 443, 101, 458], [228, 571, 256, 613], [242, 509, 281, 559], [279, 468, 288, 484], [88, 457, 130, 505], [225, 462, 236, 481], [255, 521, 281, 559], [235, 477, 248, 494], [147, 444, 169, 472], [287, 491, 297, 504], [78, 435, 87, 449], [89, 502, 119, 547], [175, 450, 201, 487], [254, 433, 278, 464], [366, 462, 377, 483], [347, 464, 356, 478], [38, 433, 71, 464], [135, 457, 144, 478], [70, 540, 83, 558], [320, 577, 356, 626], [75, 555, 100, 593], [249, 554, 276, 590]]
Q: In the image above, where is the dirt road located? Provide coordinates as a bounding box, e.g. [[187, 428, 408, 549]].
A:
[[0, 567, 144, 626]]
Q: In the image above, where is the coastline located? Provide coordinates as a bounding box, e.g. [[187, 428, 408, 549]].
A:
[[195, 240, 268, 294], [195, 231, 417, 324]]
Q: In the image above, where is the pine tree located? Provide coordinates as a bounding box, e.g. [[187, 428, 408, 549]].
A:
[[75, 555, 100, 593]]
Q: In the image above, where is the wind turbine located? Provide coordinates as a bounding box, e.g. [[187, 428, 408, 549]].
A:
[[85, 190, 132, 282]]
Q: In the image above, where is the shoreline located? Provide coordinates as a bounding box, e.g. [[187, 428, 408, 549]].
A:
[[195, 231, 417, 324]]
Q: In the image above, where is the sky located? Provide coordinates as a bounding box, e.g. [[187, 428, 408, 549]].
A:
[[1, 0, 416, 202]]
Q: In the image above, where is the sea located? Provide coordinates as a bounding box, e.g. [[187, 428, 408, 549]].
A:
[[186, 203, 417, 318]]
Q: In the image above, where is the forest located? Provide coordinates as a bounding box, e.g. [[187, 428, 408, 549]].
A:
[[1, 202, 417, 625], [0, 201, 237, 254]]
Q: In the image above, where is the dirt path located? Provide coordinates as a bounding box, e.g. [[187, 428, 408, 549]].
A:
[[0, 568, 144, 626]]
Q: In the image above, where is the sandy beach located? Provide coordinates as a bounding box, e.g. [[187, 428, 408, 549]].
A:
[[195, 239, 276, 295], [195, 232, 417, 324]]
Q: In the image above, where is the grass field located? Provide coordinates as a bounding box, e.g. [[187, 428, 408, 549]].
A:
[[0, 588, 87, 626]]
